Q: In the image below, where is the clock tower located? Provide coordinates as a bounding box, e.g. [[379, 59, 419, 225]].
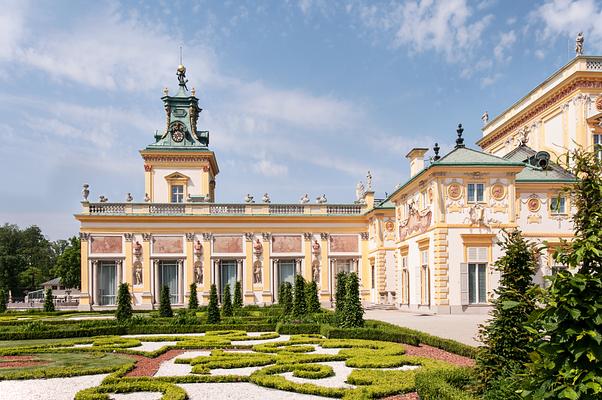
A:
[[140, 65, 219, 203]]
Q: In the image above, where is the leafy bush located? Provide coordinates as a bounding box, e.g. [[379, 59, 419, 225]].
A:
[[341, 272, 363, 328], [305, 280, 320, 314], [207, 284, 220, 324], [415, 367, 478, 400], [522, 149, 602, 400], [158, 286, 172, 318], [221, 284, 233, 317], [334, 272, 347, 324], [115, 283, 133, 322], [292, 274, 307, 319], [476, 230, 538, 392], [279, 282, 292, 315], [276, 322, 321, 334], [188, 283, 198, 311], [0, 288, 6, 313], [75, 379, 187, 400], [233, 281, 243, 310], [43, 288, 55, 312], [320, 325, 420, 346]]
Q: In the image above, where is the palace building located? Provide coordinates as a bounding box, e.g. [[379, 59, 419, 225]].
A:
[[76, 55, 602, 313]]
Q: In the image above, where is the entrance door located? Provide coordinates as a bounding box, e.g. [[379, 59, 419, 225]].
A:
[[159, 260, 179, 304], [370, 264, 376, 303], [98, 261, 117, 305], [220, 260, 237, 301], [277, 260, 295, 291]]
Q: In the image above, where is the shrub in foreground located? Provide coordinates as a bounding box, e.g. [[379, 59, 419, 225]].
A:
[[207, 284, 220, 324], [115, 283, 133, 322], [188, 283, 198, 311], [158, 286, 172, 318], [43, 288, 55, 312]]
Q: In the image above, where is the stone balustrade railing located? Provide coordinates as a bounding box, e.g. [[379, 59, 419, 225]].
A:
[[82, 202, 364, 216]]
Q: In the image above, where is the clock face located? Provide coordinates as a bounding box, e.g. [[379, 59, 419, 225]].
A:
[[172, 130, 184, 142]]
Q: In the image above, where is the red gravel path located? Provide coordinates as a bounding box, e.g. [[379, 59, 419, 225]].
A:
[[125, 350, 185, 377], [0, 355, 49, 368], [403, 344, 475, 367]]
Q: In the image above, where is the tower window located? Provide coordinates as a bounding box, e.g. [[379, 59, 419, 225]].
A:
[[467, 183, 484, 203], [171, 185, 184, 203]]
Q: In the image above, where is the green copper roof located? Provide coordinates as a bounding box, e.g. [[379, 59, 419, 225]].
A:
[[434, 146, 524, 166]]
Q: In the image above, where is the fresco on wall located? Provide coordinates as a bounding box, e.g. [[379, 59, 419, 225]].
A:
[[214, 235, 243, 253], [153, 236, 184, 254], [90, 236, 122, 254], [399, 208, 432, 241], [272, 235, 302, 253], [330, 235, 358, 253]]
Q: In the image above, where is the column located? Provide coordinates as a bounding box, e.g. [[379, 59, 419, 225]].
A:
[[303, 233, 312, 281], [244, 235, 254, 304], [79, 233, 91, 310], [124, 234, 133, 286], [185, 234, 195, 303], [360, 233, 370, 300], [261, 233, 272, 304], [153, 259, 160, 304], [201, 234, 212, 303], [178, 259, 184, 304], [141, 234, 153, 307], [91, 260, 98, 306]]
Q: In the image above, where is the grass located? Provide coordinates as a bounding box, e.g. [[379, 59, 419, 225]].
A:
[[0, 338, 87, 348]]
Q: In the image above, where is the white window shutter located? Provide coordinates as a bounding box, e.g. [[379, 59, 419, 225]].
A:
[[460, 263, 469, 305]]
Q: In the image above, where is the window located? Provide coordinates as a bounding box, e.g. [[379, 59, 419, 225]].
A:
[[420, 250, 430, 305], [400, 255, 409, 304], [594, 134, 602, 160], [550, 196, 566, 215], [171, 185, 184, 203], [467, 247, 487, 304], [467, 183, 484, 203]]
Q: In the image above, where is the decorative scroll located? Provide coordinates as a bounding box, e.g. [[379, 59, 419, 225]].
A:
[[272, 235, 302, 253], [398, 208, 432, 241], [90, 236, 122, 254], [152, 236, 183, 254], [329, 235, 359, 253], [213, 235, 243, 253]]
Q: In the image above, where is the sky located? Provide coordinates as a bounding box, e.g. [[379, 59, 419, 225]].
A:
[[1, 0, 602, 240]]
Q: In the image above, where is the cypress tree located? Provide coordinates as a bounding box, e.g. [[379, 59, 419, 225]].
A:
[[43, 288, 55, 312], [233, 281, 243, 310], [280, 282, 293, 315], [278, 282, 286, 305], [221, 284, 233, 317], [158, 285, 173, 317], [207, 284, 220, 324], [334, 272, 347, 324], [292, 274, 307, 319], [116, 283, 133, 322], [305, 280, 321, 314], [0, 288, 6, 313], [188, 283, 199, 311], [341, 272, 364, 328]]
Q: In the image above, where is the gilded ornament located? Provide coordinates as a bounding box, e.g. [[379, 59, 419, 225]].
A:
[[447, 183, 462, 200], [527, 197, 541, 213], [491, 183, 506, 201]]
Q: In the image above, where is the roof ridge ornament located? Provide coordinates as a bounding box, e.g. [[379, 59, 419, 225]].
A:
[[433, 143, 441, 161], [455, 124, 465, 148]]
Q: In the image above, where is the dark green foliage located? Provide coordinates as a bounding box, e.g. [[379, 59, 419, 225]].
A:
[[305, 280, 321, 313], [475, 230, 538, 393], [158, 286, 173, 318], [43, 288, 55, 312], [0, 287, 6, 313], [221, 284, 233, 317], [522, 148, 602, 399], [51, 236, 81, 289], [341, 272, 364, 328], [115, 283, 133, 322], [188, 283, 198, 311], [207, 284, 220, 324], [334, 272, 347, 324], [279, 282, 293, 315], [415, 367, 479, 400], [292, 274, 307, 319], [233, 281, 243, 310]]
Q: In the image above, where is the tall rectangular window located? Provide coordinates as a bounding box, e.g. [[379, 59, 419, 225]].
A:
[[420, 250, 429, 305], [594, 134, 602, 160], [467, 246, 487, 304], [550, 196, 566, 215], [400, 255, 409, 304], [467, 183, 484, 203], [171, 185, 184, 203]]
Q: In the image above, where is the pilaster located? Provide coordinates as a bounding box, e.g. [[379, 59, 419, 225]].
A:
[[433, 228, 449, 306]]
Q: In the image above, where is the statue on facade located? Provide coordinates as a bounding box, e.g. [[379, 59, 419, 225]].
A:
[[312, 262, 320, 283], [312, 239, 320, 255], [300, 193, 310, 204], [356, 181, 365, 201], [99, 195, 108, 203], [366, 171, 372, 191], [481, 111, 489, 125], [194, 240, 203, 257], [244, 193, 254, 203], [576, 32, 584, 56], [253, 261, 262, 284], [134, 263, 143, 285], [262, 193, 271, 203], [82, 184, 89, 201], [253, 238, 263, 255], [126, 193, 133, 202], [133, 241, 142, 258], [177, 64, 188, 90], [144, 193, 151, 202], [194, 262, 203, 284], [316, 194, 327, 204]]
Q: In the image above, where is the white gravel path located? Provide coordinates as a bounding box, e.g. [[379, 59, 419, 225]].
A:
[[230, 334, 290, 346], [154, 351, 211, 377], [179, 382, 329, 399], [210, 366, 263, 376], [282, 361, 356, 389], [111, 392, 162, 400], [122, 333, 206, 338], [135, 341, 177, 352], [0, 374, 108, 400], [310, 346, 343, 355]]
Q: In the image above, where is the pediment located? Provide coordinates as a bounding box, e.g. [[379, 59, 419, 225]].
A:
[[164, 172, 190, 181]]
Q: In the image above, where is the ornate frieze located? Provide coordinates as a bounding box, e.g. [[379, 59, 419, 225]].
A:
[[79, 232, 90, 241], [142, 233, 152, 242], [124, 233, 133, 242]]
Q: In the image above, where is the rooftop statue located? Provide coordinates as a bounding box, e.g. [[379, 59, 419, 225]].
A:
[[481, 111, 489, 125], [300, 193, 310, 204], [576, 32, 584, 56], [177, 64, 188, 90]]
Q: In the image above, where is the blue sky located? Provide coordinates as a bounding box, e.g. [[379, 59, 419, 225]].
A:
[[1, 0, 601, 240]]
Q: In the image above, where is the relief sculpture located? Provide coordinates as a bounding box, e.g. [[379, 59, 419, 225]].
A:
[[398, 207, 432, 241]]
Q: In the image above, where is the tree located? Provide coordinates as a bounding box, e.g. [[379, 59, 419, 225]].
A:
[[207, 284, 220, 324], [158, 286, 173, 317], [43, 288, 55, 312], [292, 274, 307, 319], [221, 284, 233, 317], [476, 230, 538, 395], [279, 282, 293, 315], [334, 272, 347, 324], [52, 236, 81, 289], [522, 148, 602, 399], [188, 283, 199, 311], [305, 280, 321, 314], [0, 288, 6, 313], [341, 272, 364, 328], [233, 281, 243, 311], [116, 283, 133, 322]]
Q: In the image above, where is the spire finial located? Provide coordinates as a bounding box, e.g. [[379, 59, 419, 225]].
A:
[[455, 124, 465, 148], [176, 46, 188, 91], [433, 143, 441, 161]]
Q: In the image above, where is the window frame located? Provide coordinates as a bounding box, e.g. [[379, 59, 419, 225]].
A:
[[170, 184, 184, 203], [549, 195, 567, 215], [420, 249, 430, 306], [594, 133, 602, 161], [467, 183, 485, 203]]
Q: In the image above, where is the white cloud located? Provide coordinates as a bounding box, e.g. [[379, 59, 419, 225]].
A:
[[534, 49, 546, 59], [493, 30, 516, 62], [0, 0, 27, 61], [481, 73, 502, 87], [253, 157, 289, 177], [531, 0, 602, 52]]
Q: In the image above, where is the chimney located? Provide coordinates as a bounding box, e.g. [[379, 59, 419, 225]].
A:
[[405, 148, 429, 178]]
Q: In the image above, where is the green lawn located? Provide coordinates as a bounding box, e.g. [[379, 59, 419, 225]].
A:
[[0, 338, 89, 348]]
